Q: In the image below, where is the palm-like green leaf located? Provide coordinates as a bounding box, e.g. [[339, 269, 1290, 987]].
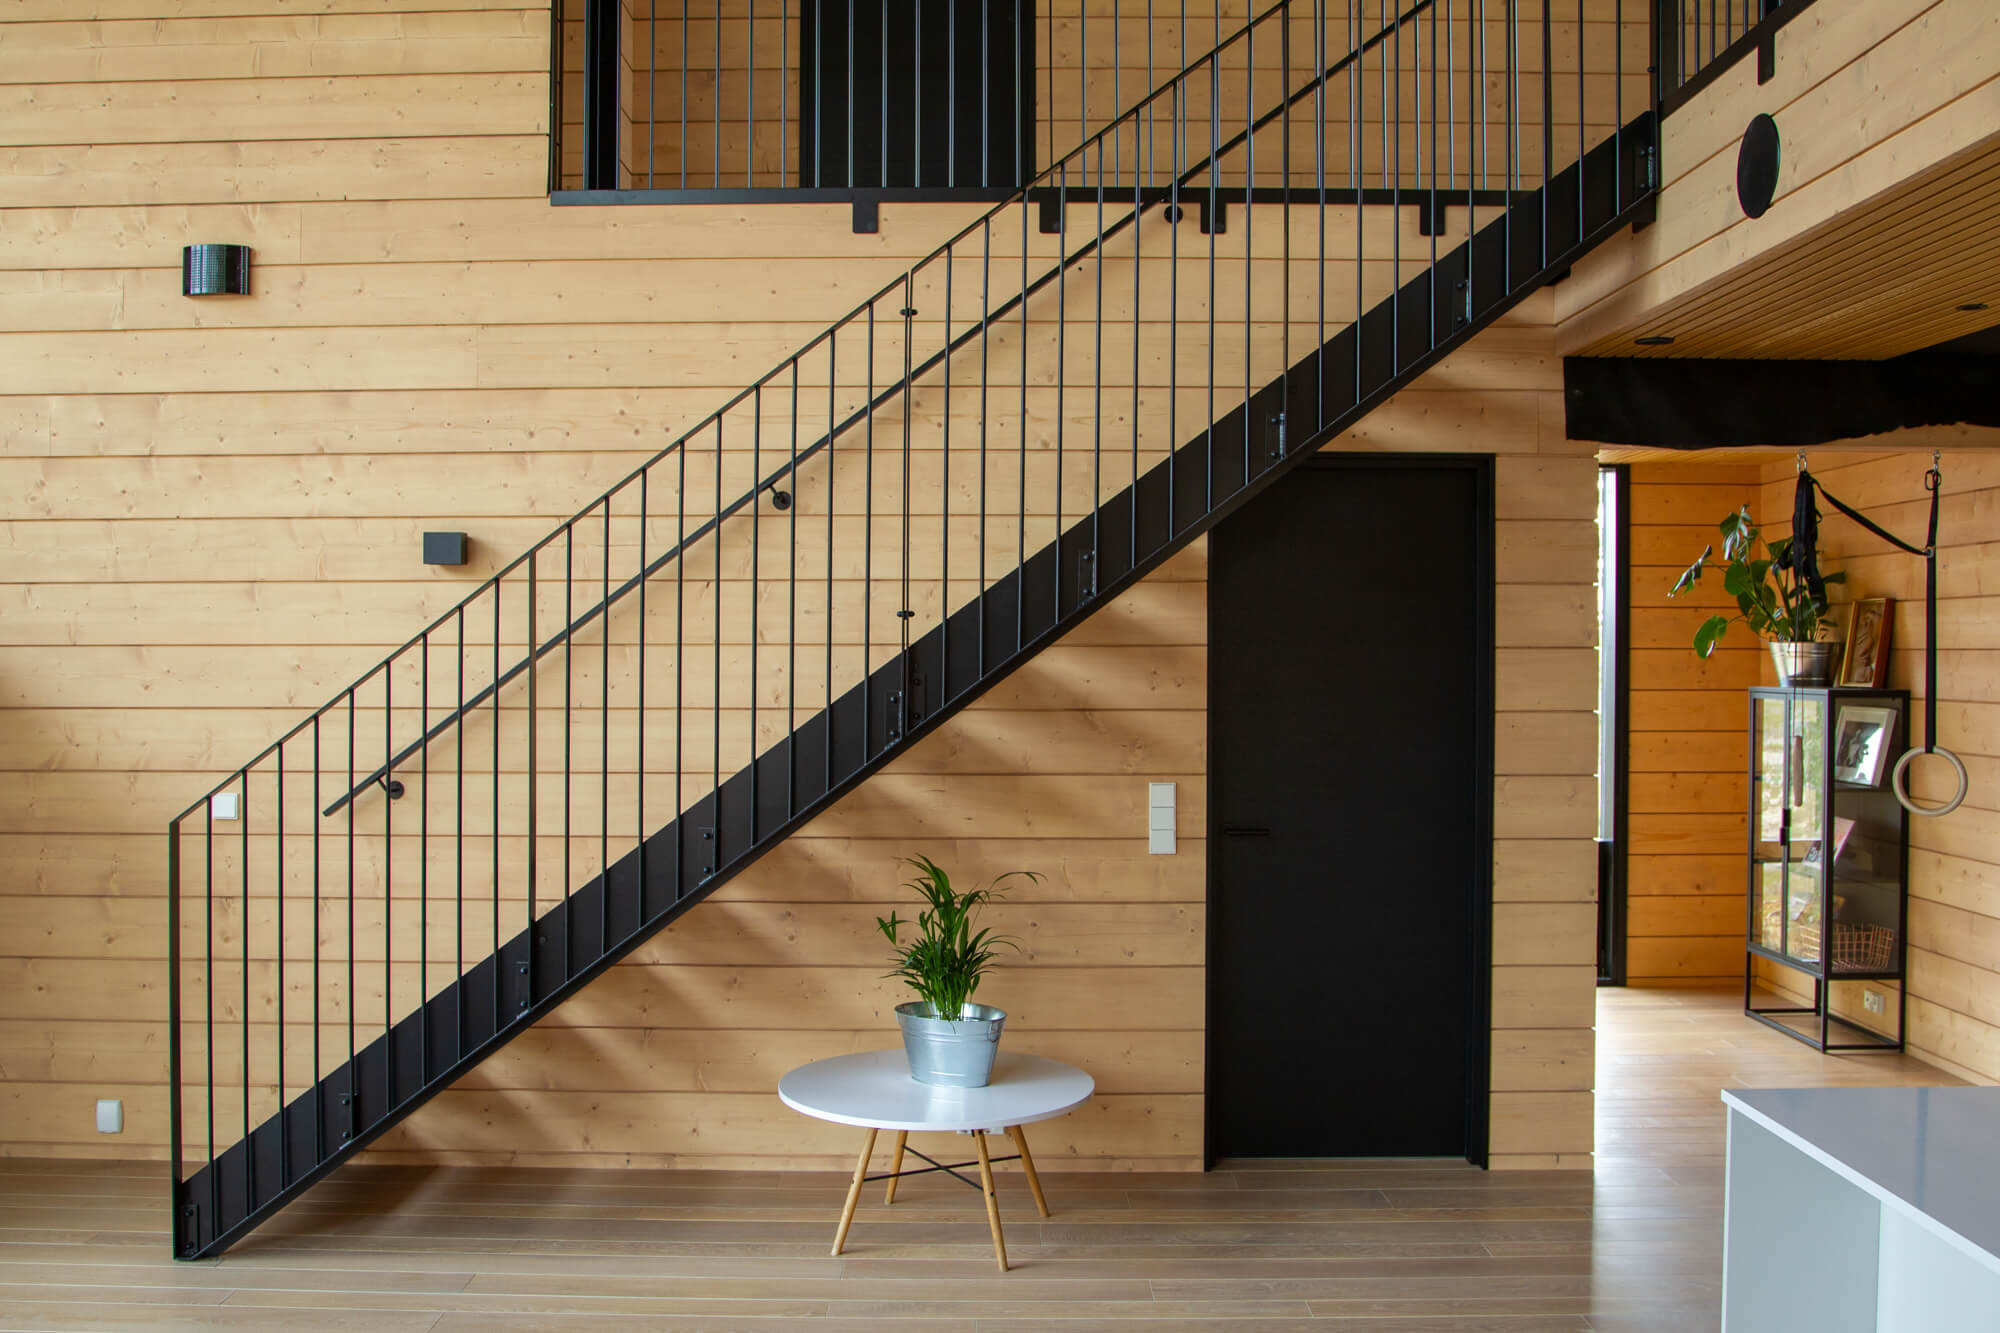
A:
[[1676, 507, 1843, 653], [874, 856, 1039, 1019]]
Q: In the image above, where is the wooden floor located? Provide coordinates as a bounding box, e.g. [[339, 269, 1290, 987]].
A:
[[0, 989, 1961, 1331]]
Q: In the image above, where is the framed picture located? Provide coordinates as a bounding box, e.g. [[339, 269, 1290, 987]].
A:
[[1839, 597, 1895, 687], [1833, 704, 1897, 787]]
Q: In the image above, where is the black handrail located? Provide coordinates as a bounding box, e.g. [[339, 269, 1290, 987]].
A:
[[310, 0, 1440, 818]]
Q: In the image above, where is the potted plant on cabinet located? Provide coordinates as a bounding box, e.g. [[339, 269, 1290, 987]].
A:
[[877, 855, 1039, 1087], [1670, 505, 1846, 684]]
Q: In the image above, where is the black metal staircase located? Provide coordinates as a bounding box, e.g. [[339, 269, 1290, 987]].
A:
[[170, 0, 1662, 1258]]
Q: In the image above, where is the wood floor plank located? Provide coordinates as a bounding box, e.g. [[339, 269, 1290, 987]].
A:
[[0, 989, 1964, 1329]]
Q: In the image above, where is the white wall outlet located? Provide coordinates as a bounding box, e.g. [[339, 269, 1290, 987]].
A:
[[96, 1099, 123, 1134], [211, 791, 241, 820], [1864, 989, 1886, 1015], [1148, 782, 1176, 855]]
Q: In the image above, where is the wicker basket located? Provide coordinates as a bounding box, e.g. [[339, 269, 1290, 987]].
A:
[[1830, 923, 1896, 973]]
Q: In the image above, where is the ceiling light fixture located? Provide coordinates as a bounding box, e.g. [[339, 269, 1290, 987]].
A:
[[1635, 335, 1676, 346], [1957, 302, 1990, 312]]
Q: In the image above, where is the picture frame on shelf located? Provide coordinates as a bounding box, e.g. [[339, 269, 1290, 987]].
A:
[[1838, 598, 1895, 688], [1833, 703, 1897, 787]]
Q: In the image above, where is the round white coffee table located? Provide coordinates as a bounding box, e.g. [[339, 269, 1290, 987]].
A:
[[778, 1050, 1093, 1271]]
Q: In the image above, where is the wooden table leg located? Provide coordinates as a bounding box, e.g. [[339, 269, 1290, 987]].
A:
[[883, 1130, 909, 1204], [973, 1130, 1009, 1272], [1007, 1124, 1052, 1218], [831, 1127, 877, 1257]]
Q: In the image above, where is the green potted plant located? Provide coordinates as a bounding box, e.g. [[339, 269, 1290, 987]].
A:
[[1670, 505, 1845, 685], [876, 855, 1038, 1087]]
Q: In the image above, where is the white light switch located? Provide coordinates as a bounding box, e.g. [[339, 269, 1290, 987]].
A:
[[1148, 782, 1176, 855], [211, 792, 241, 820], [96, 1099, 123, 1134]]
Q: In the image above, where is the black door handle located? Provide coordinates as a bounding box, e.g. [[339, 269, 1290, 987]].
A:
[[1221, 824, 1271, 837]]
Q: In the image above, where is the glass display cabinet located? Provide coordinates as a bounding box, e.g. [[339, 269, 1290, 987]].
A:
[[1747, 686, 1909, 1051]]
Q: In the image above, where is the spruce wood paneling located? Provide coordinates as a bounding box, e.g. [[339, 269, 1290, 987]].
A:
[[0, 2, 1602, 1173], [1558, 0, 2000, 358], [1623, 463, 1760, 984]]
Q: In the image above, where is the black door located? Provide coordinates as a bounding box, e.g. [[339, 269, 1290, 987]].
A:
[[1208, 455, 1492, 1163]]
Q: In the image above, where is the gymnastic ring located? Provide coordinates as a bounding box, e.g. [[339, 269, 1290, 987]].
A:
[[1891, 746, 1969, 818]]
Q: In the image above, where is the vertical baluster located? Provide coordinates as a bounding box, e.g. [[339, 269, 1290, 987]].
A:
[[1243, 19, 1254, 468], [561, 532, 571, 981], [1428, 0, 1439, 348], [788, 360, 801, 819], [525, 552, 537, 1013], [1281, 2, 1293, 431], [1541, 0, 1552, 264], [1352, 0, 1362, 407], [942, 252, 953, 696], [1168, 79, 1180, 538], [600, 500, 611, 954], [1130, 115, 1140, 569], [168, 817, 184, 1241], [420, 630, 431, 1073], [748, 0, 757, 187], [847, 1, 854, 186], [900, 275, 914, 738], [864, 302, 876, 753], [346, 690, 359, 1131], [239, 769, 251, 1218], [489, 593, 499, 1034], [1207, 47, 1217, 508], [979, 217, 991, 680], [826, 332, 838, 789], [752, 389, 763, 847], [275, 744, 287, 1185], [1018, 193, 1027, 652], [206, 782, 217, 1227], [312, 715, 324, 1165], [1091, 141, 1103, 595], [713, 421, 724, 871], [780, 0, 787, 184], [949, 0, 957, 186], [453, 606, 464, 1063], [1315, 0, 1325, 433], [1506, 0, 1517, 290], [888, 0, 896, 184], [981, 0, 991, 186], [683, 1, 690, 187], [914, 0, 923, 188], [1577, 0, 1585, 240], [1055, 160, 1067, 613], [648, 0, 657, 186], [383, 659, 394, 1103], [714, 0, 723, 188], [1614, 0, 1623, 207]]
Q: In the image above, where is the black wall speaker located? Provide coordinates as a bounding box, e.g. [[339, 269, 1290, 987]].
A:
[[182, 244, 252, 296], [1737, 115, 1781, 220]]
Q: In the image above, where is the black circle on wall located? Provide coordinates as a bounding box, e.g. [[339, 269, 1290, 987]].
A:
[[1737, 114, 1781, 219]]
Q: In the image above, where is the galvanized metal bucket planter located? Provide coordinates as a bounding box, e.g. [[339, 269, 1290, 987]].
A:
[[895, 1001, 1006, 1087], [1769, 641, 1841, 686]]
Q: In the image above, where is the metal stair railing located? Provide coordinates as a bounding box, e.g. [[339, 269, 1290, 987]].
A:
[[168, 0, 1659, 1259]]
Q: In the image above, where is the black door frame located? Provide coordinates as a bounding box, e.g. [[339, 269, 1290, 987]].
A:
[[1203, 452, 1495, 1170], [1598, 464, 1631, 986]]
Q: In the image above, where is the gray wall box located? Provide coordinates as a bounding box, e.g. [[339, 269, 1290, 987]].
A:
[[423, 531, 468, 566]]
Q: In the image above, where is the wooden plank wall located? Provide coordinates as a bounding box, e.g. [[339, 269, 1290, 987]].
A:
[[0, 1, 1601, 1170], [1624, 462, 1760, 984], [1556, 0, 2000, 356], [1755, 444, 2000, 1084]]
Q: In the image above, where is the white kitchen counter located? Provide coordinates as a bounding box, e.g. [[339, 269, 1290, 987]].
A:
[[1721, 1085, 2000, 1332]]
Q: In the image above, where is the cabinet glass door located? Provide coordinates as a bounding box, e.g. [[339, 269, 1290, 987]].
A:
[[1784, 696, 1827, 963], [1751, 695, 1788, 952]]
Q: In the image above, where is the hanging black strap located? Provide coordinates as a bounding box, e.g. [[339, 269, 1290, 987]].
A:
[[1804, 463, 1943, 754]]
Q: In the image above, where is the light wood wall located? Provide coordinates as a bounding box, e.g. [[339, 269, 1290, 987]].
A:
[[1557, 0, 2000, 357], [0, 1, 1600, 1171], [1624, 462, 1760, 984]]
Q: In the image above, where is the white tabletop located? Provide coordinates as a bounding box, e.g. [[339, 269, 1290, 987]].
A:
[[779, 1051, 1094, 1132], [1723, 1086, 2000, 1276]]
